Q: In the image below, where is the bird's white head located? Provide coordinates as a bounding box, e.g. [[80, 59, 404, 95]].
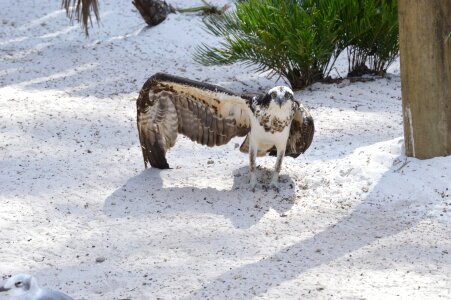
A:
[[267, 86, 295, 108], [0, 273, 38, 296]]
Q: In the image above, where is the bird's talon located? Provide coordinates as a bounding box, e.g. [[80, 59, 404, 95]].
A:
[[270, 179, 280, 192]]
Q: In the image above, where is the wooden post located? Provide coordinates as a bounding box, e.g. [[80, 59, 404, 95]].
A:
[[398, 0, 450, 159]]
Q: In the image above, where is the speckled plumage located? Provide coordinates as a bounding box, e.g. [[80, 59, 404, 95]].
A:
[[136, 73, 314, 187]]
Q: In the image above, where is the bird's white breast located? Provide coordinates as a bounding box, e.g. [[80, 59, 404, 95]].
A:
[[250, 101, 293, 146]]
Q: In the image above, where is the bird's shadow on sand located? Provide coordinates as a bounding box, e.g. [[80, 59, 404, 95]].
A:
[[181, 155, 448, 299], [103, 166, 296, 229]]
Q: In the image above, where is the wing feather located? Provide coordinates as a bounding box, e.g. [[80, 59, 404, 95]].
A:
[[216, 117, 224, 145], [174, 95, 183, 132], [282, 104, 315, 158], [137, 90, 178, 169], [137, 73, 251, 169]]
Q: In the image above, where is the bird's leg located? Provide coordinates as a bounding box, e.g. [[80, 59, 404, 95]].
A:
[[249, 141, 258, 190], [271, 145, 286, 188]]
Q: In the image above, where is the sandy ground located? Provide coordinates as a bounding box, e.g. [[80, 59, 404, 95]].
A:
[[0, 1, 450, 299]]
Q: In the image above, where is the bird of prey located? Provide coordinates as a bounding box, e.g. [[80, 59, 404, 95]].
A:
[[136, 73, 314, 188], [0, 274, 73, 300]]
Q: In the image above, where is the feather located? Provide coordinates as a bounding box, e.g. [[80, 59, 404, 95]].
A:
[[137, 73, 251, 169]]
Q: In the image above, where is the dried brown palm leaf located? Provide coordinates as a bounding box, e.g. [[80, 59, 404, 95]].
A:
[[62, 0, 100, 36], [132, 0, 175, 27], [132, 0, 230, 27]]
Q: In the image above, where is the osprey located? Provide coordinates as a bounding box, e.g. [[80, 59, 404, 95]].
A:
[[137, 73, 314, 188]]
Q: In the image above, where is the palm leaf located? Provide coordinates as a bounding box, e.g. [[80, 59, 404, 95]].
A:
[[62, 0, 100, 36]]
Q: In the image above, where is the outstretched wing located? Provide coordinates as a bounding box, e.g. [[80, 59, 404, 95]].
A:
[[283, 103, 315, 158], [137, 73, 251, 169]]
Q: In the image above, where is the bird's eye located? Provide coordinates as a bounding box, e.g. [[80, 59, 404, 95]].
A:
[[284, 91, 291, 99], [15, 281, 23, 287], [271, 91, 277, 99]]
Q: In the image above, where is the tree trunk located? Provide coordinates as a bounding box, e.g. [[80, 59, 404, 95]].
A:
[[398, 0, 451, 159]]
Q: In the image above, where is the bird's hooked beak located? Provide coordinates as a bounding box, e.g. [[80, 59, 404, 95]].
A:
[[276, 97, 284, 108], [0, 285, 9, 292]]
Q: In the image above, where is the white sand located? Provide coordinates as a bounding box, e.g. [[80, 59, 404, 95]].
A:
[[0, 1, 450, 299]]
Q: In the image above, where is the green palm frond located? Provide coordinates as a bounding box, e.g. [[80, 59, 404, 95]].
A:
[[194, 0, 343, 89], [195, 0, 399, 86], [340, 0, 399, 75]]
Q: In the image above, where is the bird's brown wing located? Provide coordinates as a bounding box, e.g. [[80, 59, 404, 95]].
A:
[[283, 104, 315, 158], [137, 73, 251, 169]]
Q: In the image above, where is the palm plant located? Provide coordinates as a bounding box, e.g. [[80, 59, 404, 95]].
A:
[[194, 0, 345, 89], [339, 0, 399, 75], [195, 0, 400, 87]]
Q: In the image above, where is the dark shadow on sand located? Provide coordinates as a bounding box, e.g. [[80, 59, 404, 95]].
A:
[[182, 156, 444, 299], [103, 166, 296, 229]]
